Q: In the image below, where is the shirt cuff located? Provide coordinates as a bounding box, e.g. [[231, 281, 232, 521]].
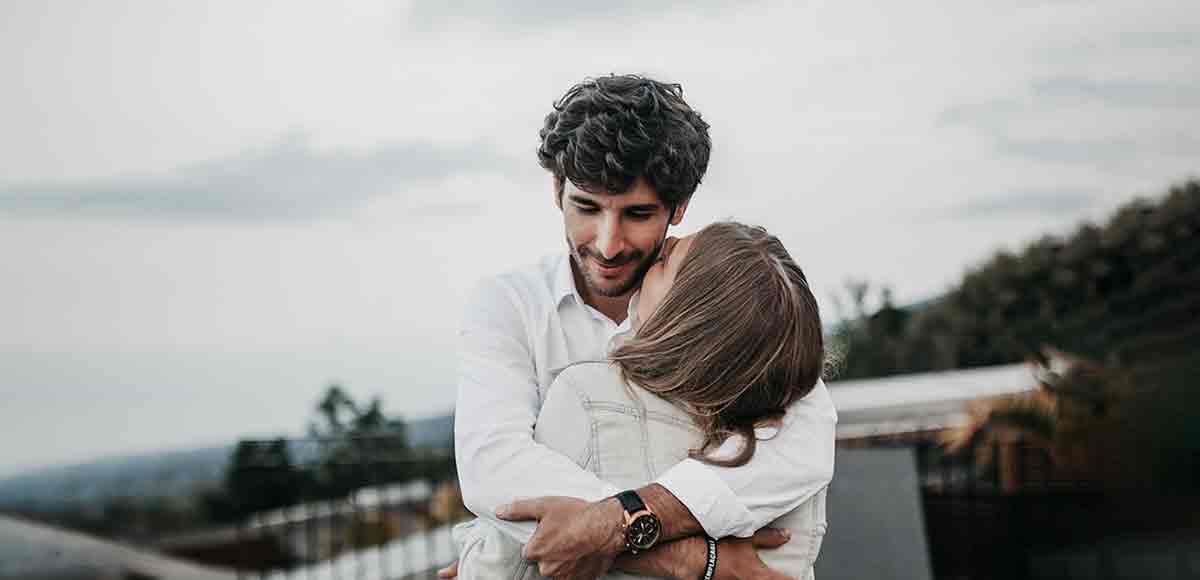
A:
[[598, 482, 623, 500], [654, 458, 755, 539]]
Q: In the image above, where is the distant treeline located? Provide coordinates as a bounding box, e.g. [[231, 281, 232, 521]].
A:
[[832, 179, 1199, 379]]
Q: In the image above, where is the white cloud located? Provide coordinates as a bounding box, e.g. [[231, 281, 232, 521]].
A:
[[944, 190, 1096, 218], [1031, 77, 1200, 108], [0, 132, 511, 220]]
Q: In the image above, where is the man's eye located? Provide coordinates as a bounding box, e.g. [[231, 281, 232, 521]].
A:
[[628, 212, 655, 221], [576, 206, 600, 214]]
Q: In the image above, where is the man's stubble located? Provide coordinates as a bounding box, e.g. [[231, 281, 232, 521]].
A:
[[566, 234, 667, 299]]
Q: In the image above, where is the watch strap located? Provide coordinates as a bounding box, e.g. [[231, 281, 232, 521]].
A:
[[616, 490, 648, 514]]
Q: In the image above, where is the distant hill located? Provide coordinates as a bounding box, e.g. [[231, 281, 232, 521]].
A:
[[407, 412, 454, 449], [0, 445, 233, 511], [0, 412, 455, 512]]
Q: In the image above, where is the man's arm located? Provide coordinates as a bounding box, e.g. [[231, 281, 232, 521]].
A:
[[508, 380, 838, 547], [615, 529, 796, 580], [501, 383, 837, 577], [654, 379, 838, 538], [498, 495, 795, 580], [460, 275, 832, 534], [455, 276, 621, 542]]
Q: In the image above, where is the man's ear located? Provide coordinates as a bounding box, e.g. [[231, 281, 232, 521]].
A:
[[668, 197, 691, 226], [552, 176, 564, 210]]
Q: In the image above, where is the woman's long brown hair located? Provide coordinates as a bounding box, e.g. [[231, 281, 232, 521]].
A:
[[610, 222, 824, 467]]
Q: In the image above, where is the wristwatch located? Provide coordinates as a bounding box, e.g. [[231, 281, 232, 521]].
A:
[[616, 490, 661, 553]]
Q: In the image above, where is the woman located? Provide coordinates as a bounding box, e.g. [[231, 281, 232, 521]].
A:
[[454, 221, 831, 579]]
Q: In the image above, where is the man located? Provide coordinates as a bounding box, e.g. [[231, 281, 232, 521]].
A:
[[447, 75, 837, 579]]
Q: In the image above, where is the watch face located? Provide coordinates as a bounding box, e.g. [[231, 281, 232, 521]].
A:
[[627, 513, 661, 550]]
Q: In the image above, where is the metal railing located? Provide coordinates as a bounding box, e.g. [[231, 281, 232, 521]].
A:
[[158, 436, 465, 579]]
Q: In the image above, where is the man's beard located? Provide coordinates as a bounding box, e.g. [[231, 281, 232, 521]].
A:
[[568, 235, 665, 298]]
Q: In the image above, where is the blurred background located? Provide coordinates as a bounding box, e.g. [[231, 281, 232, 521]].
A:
[[1, 1, 1196, 578]]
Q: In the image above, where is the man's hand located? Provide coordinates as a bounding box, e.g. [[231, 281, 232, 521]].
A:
[[436, 560, 458, 578], [496, 496, 625, 579], [615, 527, 794, 580]]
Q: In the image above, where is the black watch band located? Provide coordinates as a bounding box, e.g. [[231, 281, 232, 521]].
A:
[[616, 490, 647, 514]]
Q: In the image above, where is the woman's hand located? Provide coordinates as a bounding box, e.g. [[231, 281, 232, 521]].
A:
[[436, 560, 458, 578]]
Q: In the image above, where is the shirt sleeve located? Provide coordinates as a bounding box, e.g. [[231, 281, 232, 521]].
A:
[[454, 276, 621, 544], [654, 379, 838, 539]]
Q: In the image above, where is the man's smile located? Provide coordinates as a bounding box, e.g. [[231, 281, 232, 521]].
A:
[[590, 255, 637, 277]]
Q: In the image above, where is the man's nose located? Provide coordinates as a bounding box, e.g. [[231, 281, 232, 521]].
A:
[[594, 215, 625, 260]]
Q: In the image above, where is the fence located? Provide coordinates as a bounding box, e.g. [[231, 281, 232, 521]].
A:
[[160, 436, 464, 580], [908, 437, 1200, 580]]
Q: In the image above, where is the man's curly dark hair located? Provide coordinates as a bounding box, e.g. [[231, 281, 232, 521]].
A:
[[538, 75, 711, 207]]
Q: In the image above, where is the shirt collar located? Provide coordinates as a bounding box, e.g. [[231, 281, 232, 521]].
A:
[[553, 253, 580, 307]]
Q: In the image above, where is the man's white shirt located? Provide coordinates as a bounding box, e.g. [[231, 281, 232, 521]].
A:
[[455, 252, 838, 543]]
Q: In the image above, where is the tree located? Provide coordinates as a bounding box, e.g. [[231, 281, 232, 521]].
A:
[[828, 280, 913, 379], [225, 438, 303, 516], [307, 383, 411, 498]]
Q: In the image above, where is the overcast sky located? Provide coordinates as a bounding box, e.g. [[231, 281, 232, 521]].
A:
[[1, 0, 1196, 476]]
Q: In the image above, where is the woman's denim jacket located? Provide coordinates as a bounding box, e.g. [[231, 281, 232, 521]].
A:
[[453, 361, 829, 580]]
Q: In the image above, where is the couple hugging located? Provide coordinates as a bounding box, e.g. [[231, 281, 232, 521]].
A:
[[447, 74, 838, 580]]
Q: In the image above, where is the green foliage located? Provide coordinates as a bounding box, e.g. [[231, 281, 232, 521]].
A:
[[834, 180, 1200, 378], [224, 438, 304, 515], [828, 281, 914, 378], [305, 383, 413, 499]]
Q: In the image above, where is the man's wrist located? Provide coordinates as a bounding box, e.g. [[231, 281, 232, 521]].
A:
[[674, 536, 712, 580], [600, 483, 703, 559], [612, 535, 708, 580], [635, 483, 703, 541], [596, 496, 629, 556]]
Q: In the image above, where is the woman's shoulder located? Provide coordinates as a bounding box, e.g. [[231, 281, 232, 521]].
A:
[[551, 360, 649, 406], [553, 359, 621, 387], [552, 361, 686, 419]]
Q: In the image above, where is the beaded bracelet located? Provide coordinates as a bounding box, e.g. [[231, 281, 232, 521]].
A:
[[700, 535, 717, 580]]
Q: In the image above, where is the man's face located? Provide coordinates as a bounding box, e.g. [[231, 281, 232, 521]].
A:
[[558, 178, 688, 299]]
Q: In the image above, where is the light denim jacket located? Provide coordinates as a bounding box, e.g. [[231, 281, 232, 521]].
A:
[[454, 361, 829, 580]]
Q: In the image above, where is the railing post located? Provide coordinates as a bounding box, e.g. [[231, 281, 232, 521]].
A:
[[303, 441, 316, 580], [1014, 435, 1029, 580], [235, 489, 245, 580]]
